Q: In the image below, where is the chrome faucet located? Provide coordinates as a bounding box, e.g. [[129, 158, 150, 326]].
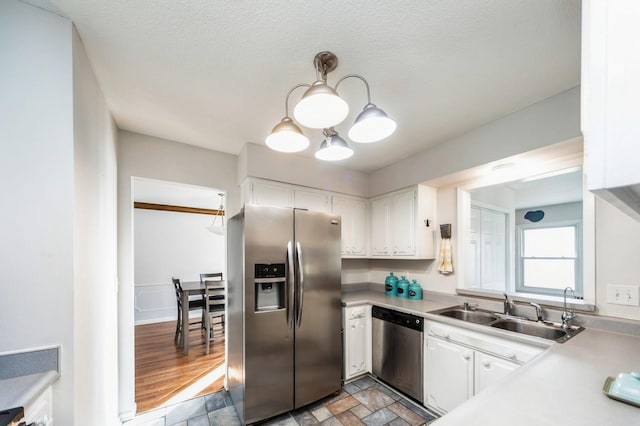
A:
[[503, 293, 515, 316], [561, 287, 577, 329], [530, 302, 544, 322]]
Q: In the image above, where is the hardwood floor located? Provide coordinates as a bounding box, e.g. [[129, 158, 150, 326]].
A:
[[135, 320, 225, 413]]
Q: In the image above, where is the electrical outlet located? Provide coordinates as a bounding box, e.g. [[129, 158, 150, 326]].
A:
[[606, 285, 640, 306]]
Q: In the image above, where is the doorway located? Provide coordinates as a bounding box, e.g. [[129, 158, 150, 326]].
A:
[[132, 177, 226, 413]]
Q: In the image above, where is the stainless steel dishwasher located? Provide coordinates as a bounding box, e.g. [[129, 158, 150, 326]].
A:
[[372, 305, 424, 401]]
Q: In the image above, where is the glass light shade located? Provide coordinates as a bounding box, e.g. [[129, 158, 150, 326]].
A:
[[315, 131, 354, 161], [265, 117, 310, 152], [293, 81, 349, 129], [348, 104, 397, 143]]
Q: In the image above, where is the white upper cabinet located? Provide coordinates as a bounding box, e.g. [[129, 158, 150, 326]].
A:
[[294, 188, 330, 213], [369, 185, 436, 259], [582, 0, 640, 221], [242, 178, 437, 259], [332, 195, 368, 257], [243, 179, 294, 208]]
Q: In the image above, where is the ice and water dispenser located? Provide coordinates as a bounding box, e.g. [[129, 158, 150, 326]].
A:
[[254, 263, 286, 311]]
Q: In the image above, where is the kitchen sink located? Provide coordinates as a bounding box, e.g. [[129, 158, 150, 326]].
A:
[[429, 305, 584, 343], [432, 307, 498, 325], [490, 319, 572, 341]]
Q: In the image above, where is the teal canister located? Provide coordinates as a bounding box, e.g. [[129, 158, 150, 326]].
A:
[[408, 279, 423, 300], [385, 272, 398, 296], [397, 275, 410, 298]]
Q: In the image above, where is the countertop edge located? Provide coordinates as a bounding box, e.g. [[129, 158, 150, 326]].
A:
[[0, 370, 59, 410]]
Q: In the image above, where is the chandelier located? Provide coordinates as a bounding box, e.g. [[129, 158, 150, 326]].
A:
[[206, 192, 225, 235], [265, 51, 396, 161]]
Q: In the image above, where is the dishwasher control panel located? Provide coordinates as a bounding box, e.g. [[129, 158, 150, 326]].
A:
[[372, 305, 423, 332]]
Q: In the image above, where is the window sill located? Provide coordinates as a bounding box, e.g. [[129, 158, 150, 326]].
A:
[[456, 288, 596, 312]]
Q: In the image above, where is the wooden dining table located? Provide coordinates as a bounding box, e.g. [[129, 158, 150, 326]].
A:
[[180, 280, 225, 356]]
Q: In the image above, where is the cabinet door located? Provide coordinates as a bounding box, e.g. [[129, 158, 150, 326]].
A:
[[390, 190, 415, 256], [252, 181, 294, 207], [345, 317, 368, 380], [370, 198, 390, 256], [332, 196, 352, 255], [474, 352, 519, 395], [295, 188, 330, 213], [350, 199, 368, 256], [425, 337, 473, 414]]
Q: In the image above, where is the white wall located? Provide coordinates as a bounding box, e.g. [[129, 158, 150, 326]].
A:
[[595, 199, 640, 320], [117, 130, 239, 419], [133, 208, 225, 324], [515, 202, 582, 225], [240, 143, 369, 197], [367, 186, 459, 293], [0, 2, 74, 424], [369, 87, 581, 196], [0, 2, 119, 424], [72, 26, 119, 425]]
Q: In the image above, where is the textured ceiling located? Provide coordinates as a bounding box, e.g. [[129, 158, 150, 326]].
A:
[[46, 0, 581, 172]]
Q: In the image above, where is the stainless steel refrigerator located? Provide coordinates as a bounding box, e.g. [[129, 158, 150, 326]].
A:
[[227, 204, 342, 425]]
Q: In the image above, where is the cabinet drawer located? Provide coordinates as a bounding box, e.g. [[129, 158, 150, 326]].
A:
[[425, 321, 544, 364], [346, 306, 368, 320]]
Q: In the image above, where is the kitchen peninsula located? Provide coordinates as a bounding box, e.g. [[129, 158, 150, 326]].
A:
[[342, 287, 640, 426]]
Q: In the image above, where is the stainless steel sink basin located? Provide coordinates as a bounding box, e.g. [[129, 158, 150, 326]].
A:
[[429, 305, 584, 342], [430, 306, 499, 325], [490, 319, 565, 339], [489, 318, 583, 343]]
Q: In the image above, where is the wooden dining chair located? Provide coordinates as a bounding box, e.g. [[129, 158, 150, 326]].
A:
[[201, 273, 225, 354], [172, 277, 205, 347]]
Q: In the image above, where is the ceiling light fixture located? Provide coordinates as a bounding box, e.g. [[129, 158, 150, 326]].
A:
[[206, 192, 225, 235], [266, 51, 396, 160], [315, 128, 354, 161]]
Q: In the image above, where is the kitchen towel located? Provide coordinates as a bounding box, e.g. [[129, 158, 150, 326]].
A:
[[437, 238, 453, 274]]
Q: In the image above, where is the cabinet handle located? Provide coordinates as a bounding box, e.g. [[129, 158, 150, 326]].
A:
[[482, 360, 491, 368], [463, 353, 471, 360], [351, 324, 356, 328], [429, 328, 450, 339]]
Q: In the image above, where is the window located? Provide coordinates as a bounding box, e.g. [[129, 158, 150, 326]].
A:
[[516, 222, 582, 297], [468, 205, 508, 291]]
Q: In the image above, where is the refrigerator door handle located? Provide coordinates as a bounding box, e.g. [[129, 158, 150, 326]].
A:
[[295, 241, 304, 327], [287, 240, 295, 328]]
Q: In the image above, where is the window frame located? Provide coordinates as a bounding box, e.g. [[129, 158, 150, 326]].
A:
[[515, 220, 583, 297]]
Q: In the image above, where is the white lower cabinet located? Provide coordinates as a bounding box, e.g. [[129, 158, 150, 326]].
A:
[[24, 385, 53, 425], [424, 320, 544, 415], [425, 336, 473, 413], [343, 305, 372, 380], [474, 351, 518, 395]]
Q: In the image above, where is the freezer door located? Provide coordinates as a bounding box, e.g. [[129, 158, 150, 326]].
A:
[[293, 209, 343, 409], [244, 205, 295, 423]]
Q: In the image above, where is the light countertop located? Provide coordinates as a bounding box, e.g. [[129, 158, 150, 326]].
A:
[[343, 289, 640, 426], [0, 370, 58, 410]]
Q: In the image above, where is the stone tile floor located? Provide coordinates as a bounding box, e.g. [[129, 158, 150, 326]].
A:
[[128, 375, 438, 426]]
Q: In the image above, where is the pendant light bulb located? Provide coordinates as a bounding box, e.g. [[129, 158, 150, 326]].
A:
[[294, 82, 349, 129], [265, 117, 310, 152], [348, 104, 397, 143], [315, 129, 354, 161]]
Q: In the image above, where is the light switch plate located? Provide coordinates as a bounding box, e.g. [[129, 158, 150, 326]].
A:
[[606, 285, 640, 306]]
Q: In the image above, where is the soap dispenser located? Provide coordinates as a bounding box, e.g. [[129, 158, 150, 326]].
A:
[[397, 275, 410, 298], [385, 272, 398, 297], [408, 279, 423, 300]]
